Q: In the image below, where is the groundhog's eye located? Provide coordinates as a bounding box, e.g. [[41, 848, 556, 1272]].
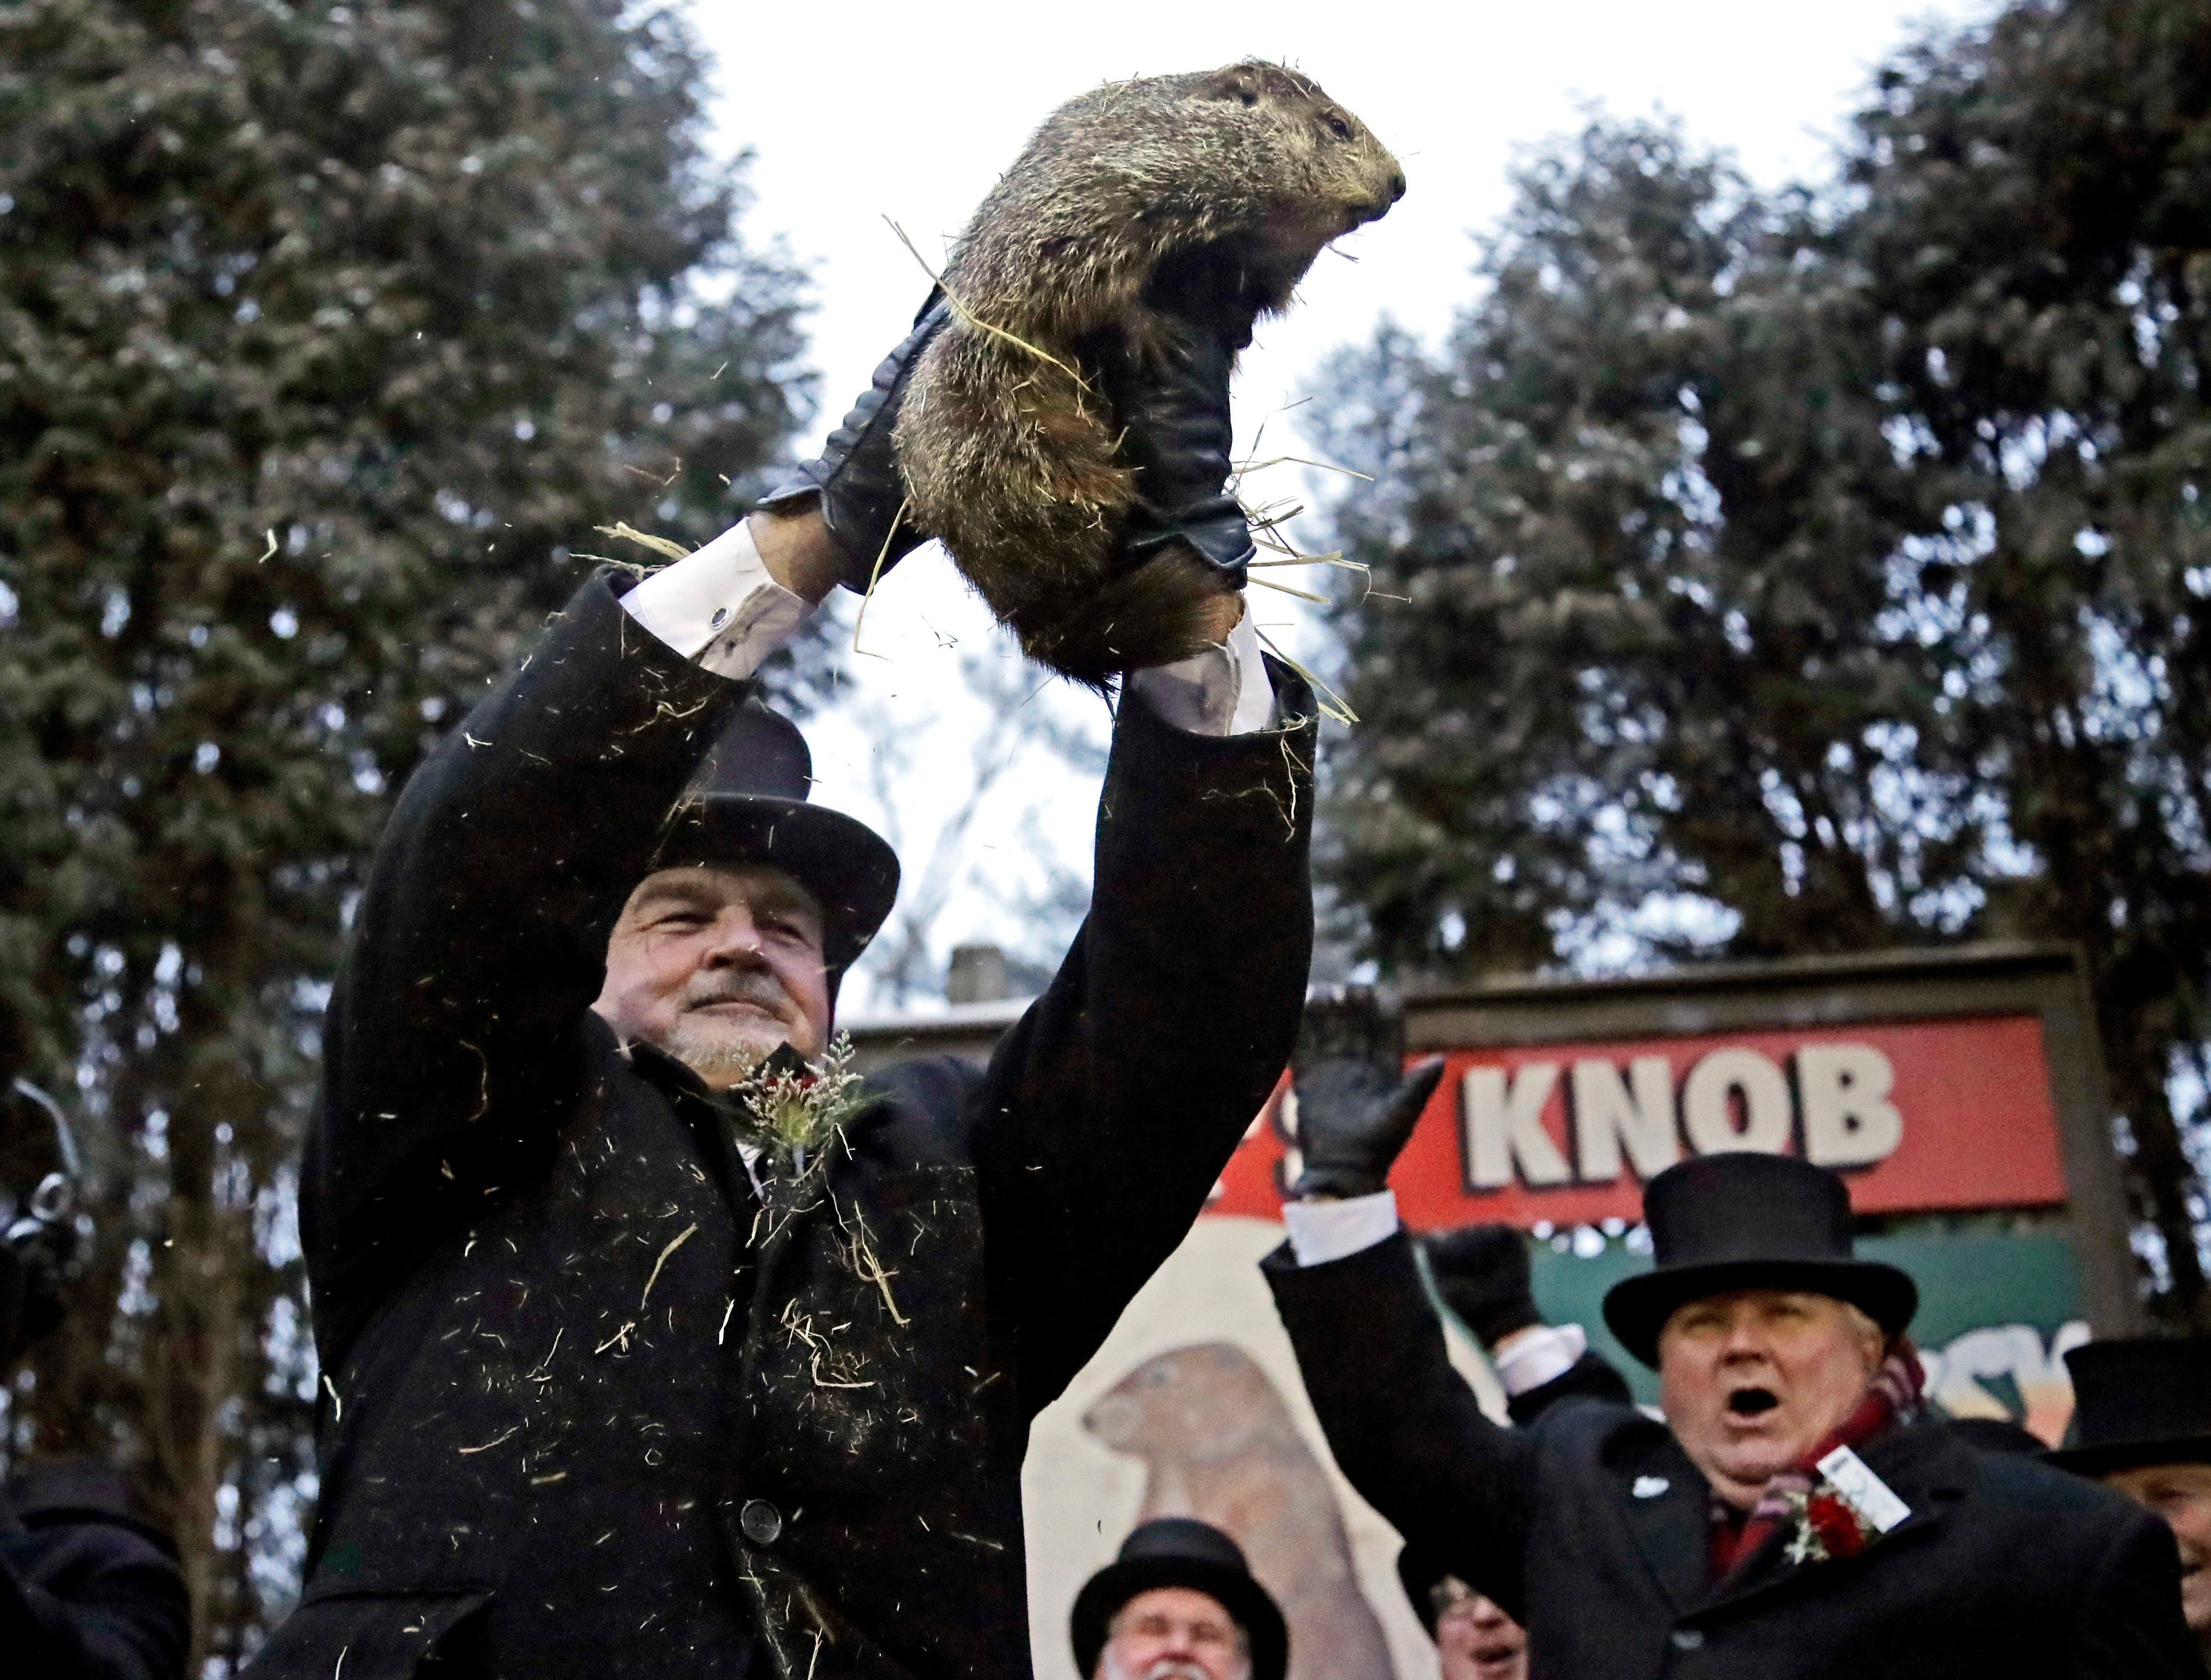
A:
[[1324, 113, 1352, 141]]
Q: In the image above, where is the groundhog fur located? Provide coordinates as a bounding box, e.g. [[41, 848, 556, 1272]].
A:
[[893, 61, 1402, 688]]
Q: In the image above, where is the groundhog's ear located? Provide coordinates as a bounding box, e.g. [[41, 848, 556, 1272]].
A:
[[1202, 63, 1263, 108]]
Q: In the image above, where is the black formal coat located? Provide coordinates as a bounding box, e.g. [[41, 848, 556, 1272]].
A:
[[247, 575, 1316, 1680], [1267, 1233, 2202, 1679], [0, 1463, 189, 1680]]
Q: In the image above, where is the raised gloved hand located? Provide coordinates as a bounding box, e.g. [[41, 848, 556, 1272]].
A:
[[757, 294, 952, 592], [1093, 314, 1255, 590], [1424, 1223, 1542, 1349], [1288, 994, 1447, 1200]]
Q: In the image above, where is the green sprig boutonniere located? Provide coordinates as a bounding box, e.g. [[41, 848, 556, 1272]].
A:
[[727, 1033, 869, 1169]]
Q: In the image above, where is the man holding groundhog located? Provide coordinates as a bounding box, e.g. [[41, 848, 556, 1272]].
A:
[[246, 296, 1317, 1680]]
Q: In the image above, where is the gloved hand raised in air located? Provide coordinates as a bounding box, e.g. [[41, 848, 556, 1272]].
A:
[[1287, 993, 1446, 1200], [756, 293, 953, 593], [1423, 1223, 1542, 1350], [1092, 313, 1255, 591]]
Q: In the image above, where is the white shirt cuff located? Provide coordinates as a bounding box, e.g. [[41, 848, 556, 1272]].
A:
[[1124, 607, 1276, 737], [617, 519, 815, 680], [1491, 1323, 1588, 1397], [1283, 1190, 1399, 1266]]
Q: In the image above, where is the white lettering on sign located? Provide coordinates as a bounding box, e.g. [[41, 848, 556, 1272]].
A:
[[1569, 1056, 1678, 1181], [1462, 1063, 1570, 1188], [1680, 1047, 1794, 1156], [1797, 1043, 1904, 1167], [1453, 1041, 1910, 1191]]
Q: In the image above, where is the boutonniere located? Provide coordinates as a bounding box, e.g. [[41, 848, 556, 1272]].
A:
[[727, 1033, 869, 1169], [1785, 1445, 1914, 1566], [1783, 1486, 1872, 1565]]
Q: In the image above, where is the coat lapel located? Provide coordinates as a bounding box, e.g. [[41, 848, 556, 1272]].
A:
[[1697, 1422, 1969, 1614], [623, 1036, 763, 1221], [1617, 1434, 1712, 1613]]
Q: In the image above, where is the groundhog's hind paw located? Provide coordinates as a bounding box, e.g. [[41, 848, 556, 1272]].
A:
[[1010, 546, 1239, 689]]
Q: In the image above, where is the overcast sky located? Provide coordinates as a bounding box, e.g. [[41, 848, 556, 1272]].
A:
[[681, 0, 1993, 1012]]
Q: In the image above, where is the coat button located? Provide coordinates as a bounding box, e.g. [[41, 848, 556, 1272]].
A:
[[740, 1499, 783, 1545], [1671, 1628, 1705, 1651]]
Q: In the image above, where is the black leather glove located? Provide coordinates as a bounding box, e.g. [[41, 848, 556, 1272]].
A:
[[1424, 1223, 1542, 1348], [1288, 995, 1446, 1199], [1094, 316, 1255, 586], [757, 294, 951, 592]]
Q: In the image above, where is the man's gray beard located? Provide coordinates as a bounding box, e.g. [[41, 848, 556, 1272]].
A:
[[1099, 1651, 1241, 1680], [660, 1020, 771, 1085]]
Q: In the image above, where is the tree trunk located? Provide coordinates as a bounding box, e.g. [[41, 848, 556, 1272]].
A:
[[138, 975, 266, 1672], [2103, 1002, 2211, 1334]]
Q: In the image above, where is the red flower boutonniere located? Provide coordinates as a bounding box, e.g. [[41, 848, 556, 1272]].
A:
[[1784, 1486, 1874, 1565]]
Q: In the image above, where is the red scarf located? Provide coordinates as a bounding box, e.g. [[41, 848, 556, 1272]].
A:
[[1708, 1339, 1923, 1581]]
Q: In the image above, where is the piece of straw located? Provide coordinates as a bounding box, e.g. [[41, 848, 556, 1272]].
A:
[[594, 522, 693, 564], [1235, 453, 1373, 483], [849, 498, 910, 661], [884, 218, 1091, 392], [1254, 625, 1359, 725], [639, 1222, 698, 1310]]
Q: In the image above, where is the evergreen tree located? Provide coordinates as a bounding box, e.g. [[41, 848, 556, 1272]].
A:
[[0, 0, 810, 1665], [1318, 0, 2211, 1329]]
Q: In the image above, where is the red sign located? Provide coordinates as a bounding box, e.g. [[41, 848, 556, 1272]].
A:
[[1210, 1013, 2067, 1230]]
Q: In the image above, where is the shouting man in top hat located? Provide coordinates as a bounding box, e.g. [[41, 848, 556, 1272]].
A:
[[2050, 1338, 2211, 1665], [248, 297, 1317, 1680], [1262, 1032, 2200, 1679]]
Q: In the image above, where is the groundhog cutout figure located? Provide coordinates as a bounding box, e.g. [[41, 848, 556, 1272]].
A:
[[1084, 1340, 1395, 1680], [895, 62, 1403, 687]]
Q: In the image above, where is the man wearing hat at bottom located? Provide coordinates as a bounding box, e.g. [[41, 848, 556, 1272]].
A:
[[1262, 1044, 2199, 1677], [1072, 1519, 1287, 1680], [2050, 1339, 2211, 1665], [249, 296, 1317, 1679]]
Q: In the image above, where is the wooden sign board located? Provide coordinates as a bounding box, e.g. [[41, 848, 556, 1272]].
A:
[[1210, 942, 2140, 1337]]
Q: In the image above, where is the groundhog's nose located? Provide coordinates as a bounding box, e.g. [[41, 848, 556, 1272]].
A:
[[1389, 170, 1406, 202]]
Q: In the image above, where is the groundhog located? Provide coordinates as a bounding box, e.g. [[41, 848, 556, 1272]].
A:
[[1084, 1340, 1395, 1680], [894, 61, 1403, 687]]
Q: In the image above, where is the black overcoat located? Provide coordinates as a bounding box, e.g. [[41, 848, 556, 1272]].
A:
[[247, 575, 1316, 1680], [1266, 1233, 2202, 1679]]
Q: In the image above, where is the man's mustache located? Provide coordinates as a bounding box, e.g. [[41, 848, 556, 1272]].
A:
[[684, 975, 790, 1012]]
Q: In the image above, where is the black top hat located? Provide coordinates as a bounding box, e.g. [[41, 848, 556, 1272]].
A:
[[2046, 1339, 2211, 1476], [1601, 1153, 1918, 1367], [652, 703, 898, 974], [1070, 1519, 1287, 1680]]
